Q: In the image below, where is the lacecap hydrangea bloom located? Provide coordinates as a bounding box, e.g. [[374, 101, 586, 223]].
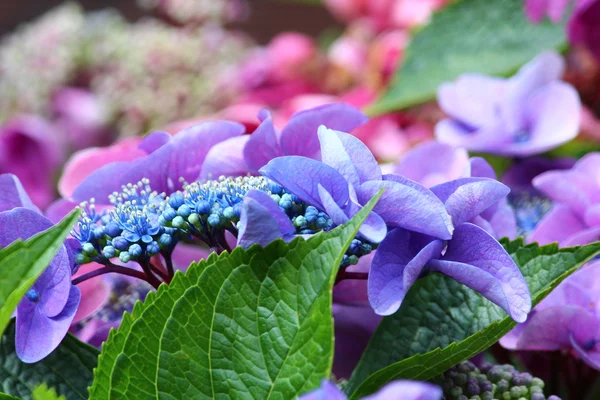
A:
[[436, 51, 580, 156]]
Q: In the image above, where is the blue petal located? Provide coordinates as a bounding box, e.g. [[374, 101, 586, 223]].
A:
[[358, 175, 453, 240], [368, 228, 443, 316], [260, 156, 349, 210], [244, 110, 282, 172], [237, 190, 295, 248], [430, 177, 510, 227]]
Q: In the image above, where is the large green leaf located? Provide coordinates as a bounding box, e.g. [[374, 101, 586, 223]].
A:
[[346, 239, 600, 398], [89, 191, 384, 399], [32, 384, 66, 400], [367, 0, 568, 115], [0, 323, 98, 400], [0, 209, 80, 337]]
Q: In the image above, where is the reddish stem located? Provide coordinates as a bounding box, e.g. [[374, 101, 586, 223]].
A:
[[72, 263, 148, 286], [335, 271, 369, 285]]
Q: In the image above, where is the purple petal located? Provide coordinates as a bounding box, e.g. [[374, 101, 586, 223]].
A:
[[568, 0, 600, 62], [562, 226, 600, 247], [469, 157, 496, 179], [0, 174, 39, 213], [299, 380, 347, 400], [16, 285, 80, 363], [243, 110, 282, 172], [368, 229, 444, 316], [528, 205, 587, 246], [237, 190, 295, 249], [571, 335, 600, 370], [319, 127, 381, 185], [435, 119, 509, 153], [44, 199, 77, 224], [73, 121, 245, 203], [259, 156, 349, 209], [429, 223, 531, 322], [431, 177, 510, 227], [507, 306, 598, 351], [395, 141, 470, 187], [437, 75, 506, 129], [362, 381, 443, 400], [320, 186, 387, 243], [359, 175, 453, 240], [482, 198, 518, 240], [138, 131, 172, 154], [199, 136, 251, 180], [506, 82, 580, 156], [279, 103, 368, 159]]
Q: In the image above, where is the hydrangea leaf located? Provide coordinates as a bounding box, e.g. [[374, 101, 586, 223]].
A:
[[367, 0, 567, 115], [0, 209, 80, 337], [89, 191, 384, 399], [0, 322, 98, 400], [32, 384, 66, 400], [346, 239, 600, 398]]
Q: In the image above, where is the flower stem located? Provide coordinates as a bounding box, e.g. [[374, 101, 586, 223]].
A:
[[72, 263, 148, 286], [335, 271, 369, 285], [138, 259, 163, 289]]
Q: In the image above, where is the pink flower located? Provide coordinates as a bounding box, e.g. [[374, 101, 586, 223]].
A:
[[0, 115, 64, 209], [58, 137, 145, 200]]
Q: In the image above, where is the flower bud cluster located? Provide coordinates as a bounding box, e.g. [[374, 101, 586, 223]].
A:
[[438, 361, 561, 400], [73, 179, 178, 265]]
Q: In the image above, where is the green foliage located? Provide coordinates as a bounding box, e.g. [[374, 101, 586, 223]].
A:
[[32, 384, 66, 400], [367, 0, 567, 115], [346, 239, 600, 398], [0, 323, 98, 400], [89, 191, 384, 399], [0, 209, 80, 338]]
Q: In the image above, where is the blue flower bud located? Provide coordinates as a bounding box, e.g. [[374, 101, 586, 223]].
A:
[[105, 221, 121, 237], [147, 241, 161, 255], [82, 242, 96, 256], [177, 204, 192, 217], [112, 236, 129, 251], [25, 289, 40, 302], [196, 200, 211, 215], [129, 243, 143, 258], [168, 192, 185, 209], [158, 233, 172, 247], [271, 194, 281, 203], [316, 216, 331, 230], [267, 181, 283, 195], [279, 194, 293, 210], [223, 207, 235, 220], [103, 246, 117, 259], [294, 215, 308, 228], [304, 206, 319, 223], [119, 251, 131, 263], [74, 253, 89, 265], [208, 213, 221, 227], [93, 226, 106, 239], [172, 216, 187, 229], [162, 208, 177, 221], [188, 213, 201, 227]]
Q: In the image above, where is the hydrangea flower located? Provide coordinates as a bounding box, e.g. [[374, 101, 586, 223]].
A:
[[393, 141, 517, 239], [0, 174, 80, 363], [299, 379, 442, 400], [201, 103, 368, 178], [501, 261, 600, 371], [529, 153, 600, 246], [436, 51, 581, 156], [260, 126, 454, 244], [71, 121, 245, 203], [368, 177, 530, 321]]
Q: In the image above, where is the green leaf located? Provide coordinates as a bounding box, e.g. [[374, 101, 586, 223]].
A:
[[367, 0, 568, 115], [0, 209, 81, 337], [89, 191, 384, 399], [32, 384, 66, 400], [346, 239, 600, 398], [0, 322, 99, 400]]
